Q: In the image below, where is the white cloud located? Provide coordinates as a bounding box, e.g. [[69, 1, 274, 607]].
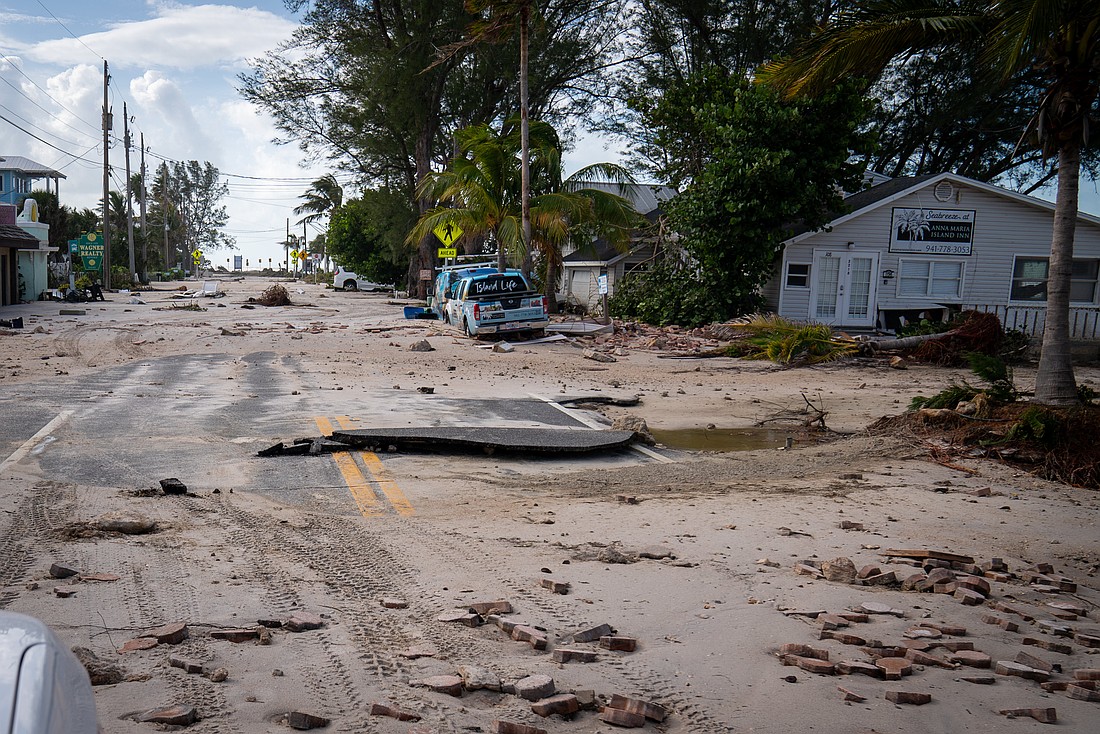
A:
[[25, 4, 295, 71]]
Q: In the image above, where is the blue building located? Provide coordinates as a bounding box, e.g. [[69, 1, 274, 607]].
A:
[[0, 155, 65, 205]]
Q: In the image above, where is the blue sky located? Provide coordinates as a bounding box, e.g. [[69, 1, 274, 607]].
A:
[[1, 1, 1097, 269]]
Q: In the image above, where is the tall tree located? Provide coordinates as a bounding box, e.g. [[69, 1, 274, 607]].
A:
[[239, 0, 624, 294], [408, 118, 639, 306], [294, 174, 344, 225], [153, 161, 235, 270], [326, 187, 415, 284], [758, 0, 1100, 405]]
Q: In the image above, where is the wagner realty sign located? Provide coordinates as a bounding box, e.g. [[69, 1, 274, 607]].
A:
[[890, 208, 976, 256]]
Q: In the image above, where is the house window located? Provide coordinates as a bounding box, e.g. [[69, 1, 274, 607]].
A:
[[785, 262, 810, 288], [1010, 257, 1099, 302], [898, 259, 963, 298]]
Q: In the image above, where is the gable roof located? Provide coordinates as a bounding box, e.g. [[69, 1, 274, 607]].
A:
[[0, 224, 42, 248], [570, 182, 676, 216], [0, 156, 67, 179], [784, 171, 1100, 245]]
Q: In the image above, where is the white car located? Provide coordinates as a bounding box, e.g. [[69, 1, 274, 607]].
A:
[[333, 267, 390, 292]]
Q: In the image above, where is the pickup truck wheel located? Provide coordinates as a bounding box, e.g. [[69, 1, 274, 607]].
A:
[[462, 318, 473, 337], [342, 281, 357, 291]]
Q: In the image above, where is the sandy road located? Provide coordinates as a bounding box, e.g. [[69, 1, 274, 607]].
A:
[[0, 277, 1098, 732]]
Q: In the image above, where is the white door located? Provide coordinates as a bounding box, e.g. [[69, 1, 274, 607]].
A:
[[810, 250, 878, 327]]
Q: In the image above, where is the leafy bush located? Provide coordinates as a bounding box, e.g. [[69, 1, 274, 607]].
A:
[[609, 258, 756, 327], [723, 315, 857, 365], [1005, 406, 1062, 446], [909, 352, 1017, 411]]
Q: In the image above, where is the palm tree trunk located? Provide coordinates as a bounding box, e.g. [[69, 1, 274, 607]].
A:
[[1033, 142, 1081, 405], [518, 1, 532, 278]]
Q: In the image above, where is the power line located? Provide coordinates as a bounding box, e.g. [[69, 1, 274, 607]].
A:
[[0, 47, 102, 138], [0, 110, 100, 164], [34, 0, 104, 61]]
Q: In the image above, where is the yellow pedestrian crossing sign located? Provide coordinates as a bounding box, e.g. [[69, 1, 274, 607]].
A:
[[437, 247, 457, 258], [433, 221, 462, 246]]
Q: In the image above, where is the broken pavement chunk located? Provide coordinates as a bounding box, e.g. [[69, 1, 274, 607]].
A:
[[875, 657, 913, 681], [552, 647, 598, 663], [514, 675, 555, 701], [600, 635, 637, 652], [287, 711, 330, 730], [860, 601, 905, 617], [210, 628, 260, 643], [994, 661, 1050, 681], [285, 611, 324, 632], [598, 708, 646, 727], [531, 693, 580, 717], [459, 664, 502, 691], [370, 703, 421, 722], [607, 694, 667, 722], [885, 691, 931, 705], [572, 623, 614, 643], [148, 622, 189, 645], [437, 609, 482, 627], [539, 578, 570, 594], [998, 708, 1057, 724], [512, 625, 548, 650], [780, 643, 829, 660], [821, 558, 857, 584], [409, 675, 464, 696], [491, 721, 547, 734], [119, 637, 158, 653], [947, 650, 991, 668], [380, 598, 408, 609], [838, 685, 867, 702], [49, 561, 80, 579], [468, 600, 512, 615], [1022, 637, 1073, 655], [782, 654, 835, 675], [137, 705, 199, 725]]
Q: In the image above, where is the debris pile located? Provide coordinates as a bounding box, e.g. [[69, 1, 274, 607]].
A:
[[250, 284, 292, 307]]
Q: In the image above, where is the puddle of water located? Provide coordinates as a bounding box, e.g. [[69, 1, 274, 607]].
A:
[[649, 427, 793, 452]]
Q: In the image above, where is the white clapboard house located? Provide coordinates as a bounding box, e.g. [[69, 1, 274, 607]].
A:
[[764, 172, 1100, 336]]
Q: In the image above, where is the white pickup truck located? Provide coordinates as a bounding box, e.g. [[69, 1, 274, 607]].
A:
[[333, 266, 390, 292], [446, 272, 549, 337]]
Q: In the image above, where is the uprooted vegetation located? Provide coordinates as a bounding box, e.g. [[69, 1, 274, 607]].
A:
[[713, 315, 858, 365], [250, 284, 292, 307]]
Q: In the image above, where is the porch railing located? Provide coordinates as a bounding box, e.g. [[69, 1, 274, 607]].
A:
[[963, 303, 1100, 340]]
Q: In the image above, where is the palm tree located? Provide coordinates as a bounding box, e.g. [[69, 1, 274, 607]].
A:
[[408, 119, 640, 308], [757, 0, 1100, 406], [294, 174, 344, 225]]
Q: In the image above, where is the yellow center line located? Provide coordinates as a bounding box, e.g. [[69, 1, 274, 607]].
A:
[[314, 417, 383, 518], [333, 416, 416, 517]]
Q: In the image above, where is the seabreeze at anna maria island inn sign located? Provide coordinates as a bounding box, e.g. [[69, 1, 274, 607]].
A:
[[890, 208, 976, 256]]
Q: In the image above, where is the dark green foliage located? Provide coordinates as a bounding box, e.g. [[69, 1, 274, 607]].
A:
[[1077, 384, 1098, 405], [1005, 406, 1062, 447], [721, 315, 858, 365], [909, 352, 1018, 410], [615, 72, 873, 326], [897, 318, 952, 338], [609, 257, 751, 328], [327, 188, 415, 284]]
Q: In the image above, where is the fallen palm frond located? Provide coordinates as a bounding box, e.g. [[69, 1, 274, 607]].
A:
[[251, 284, 292, 307], [721, 315, 858, 365]]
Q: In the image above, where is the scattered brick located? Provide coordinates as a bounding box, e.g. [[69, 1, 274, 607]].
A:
[[994, 661, 1051, 682], [1067, 684, 1100, 702], [989, 601, 1033, 621], [876, 657, 913, 681], [954, 562, 983, 576], [285, 612, 324, 632], [514, 675, 556, 701], [837, 612, 870, 623], [1074, 669, 1100, 681], [956, 577, 990, 596], [783, 655, 835, 675], [1048, 601, 1087, 617], [137, 705, 199, 725], [287, 711, 330, 730], [1075, 633, 1100, 648], [49, 562, 80, 579], [817, 613, 850, 630], [838, 685, 867, 702], [1015, 651, 1054, 673], [1023, 637, 1074, 655], [925, 568, 957, 585], [1049, 609, 1078, 621], [1029, 562, 1055, 574], [860, 602, 905, 617], [835, 660, 884, 678], [857, 565, 882, 580], [210, 628, 259, 643], [615, 494, 638, 504], [600, 635, 637, 652], [437, 610, 481, 627], [901, 639, 937, 652], [780, 644, 829, 660], [839, 521, 864, 530], [119, 637, 158, 653], [492, 721, 548, 734], [148, 622, 189, 645], [934, 581, 959, 594], [410, 675, 464, 696], [940, 641, 975, 652], [512, 625, 548, 650], [904, 648, 955, 669], [863, 571, 897, 586], [919, 623, 966, 636], [53, 587, 76, 598], [983, 557, 1008, 572], [948, 650, 991, 668], [168, 655, 205, 674], [531, 694, 580, 717], [820, 631, 866, 646], [885, 691, 931, 705], [1040, 681, 1069, 692], [1036, 620, 1074, 637], [985, 571, 1013, 582], [539, 578, 570, 594], [598, 708, 646, 727], [901, 573, 927, 591], [489, 615, 519, 633], [469, 600, 512, 615], [206, 667, 228, 683], [572, 623, 615, 643], [370, 703, 420, 721], [574, 690, 597, 710], [399, 644, 438, 659], [608, 694, 667, 722], [381, 598, 408, 609], [954, 588, 985, 606], [795, 563, 825, 578], [998, 708, 1057, 724], [905, 627, 941, 640], [960, 676, 996, 684], [80, 573, 120, 582], [257, 618, 283, 628], [552, 648, 598, 663], [1031, 584, 1062, 594]]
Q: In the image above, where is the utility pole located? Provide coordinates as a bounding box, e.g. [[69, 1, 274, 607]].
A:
[[124, 102, 136, 281], [303, 221, 307, 279], [162, 162, 169, 272], [285, 218, 290, 275], [101, 60, 112, 289], [139, 133, 147, 282]]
